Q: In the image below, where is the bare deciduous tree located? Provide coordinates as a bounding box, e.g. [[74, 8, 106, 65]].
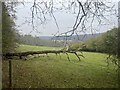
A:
[[29, 0, 116, 36]]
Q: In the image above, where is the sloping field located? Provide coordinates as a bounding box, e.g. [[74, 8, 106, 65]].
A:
[[2, 45, 118, 88]]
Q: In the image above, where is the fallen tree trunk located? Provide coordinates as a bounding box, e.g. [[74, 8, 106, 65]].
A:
[[3, 50, 63, 57], [2, 50, 84, 61]]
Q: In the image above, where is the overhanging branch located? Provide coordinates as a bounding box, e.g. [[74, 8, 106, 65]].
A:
[[2, 50, 84, 61]]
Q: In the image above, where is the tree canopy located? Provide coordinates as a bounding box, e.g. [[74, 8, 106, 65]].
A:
[[2, 3, 16, 53]]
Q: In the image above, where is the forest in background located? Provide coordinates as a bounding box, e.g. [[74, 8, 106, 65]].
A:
[[2, 2, 119, 58], [14, 28, 118, 57], [1, 1, 120, 88]]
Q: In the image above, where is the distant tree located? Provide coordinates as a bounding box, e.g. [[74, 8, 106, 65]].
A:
[[17, 34, 62, 47], [3, 1, 119, 60]]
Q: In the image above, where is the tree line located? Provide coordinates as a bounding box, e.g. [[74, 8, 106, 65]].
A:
[[16, 34, 63, 47], [2, 2, 119, 59], [69, 28, 118, 56]]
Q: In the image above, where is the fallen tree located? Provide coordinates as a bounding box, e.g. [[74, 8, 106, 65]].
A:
[[2, 50, 85, 88], [2, 50, 84, 61]]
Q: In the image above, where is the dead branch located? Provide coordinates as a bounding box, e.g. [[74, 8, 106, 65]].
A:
[[2, 50, 82, 61], [65, 53, 70, 61], [74, 52, 81, 61]]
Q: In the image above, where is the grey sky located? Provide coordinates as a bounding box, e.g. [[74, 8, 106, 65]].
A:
[[15, 0, 118, 36]]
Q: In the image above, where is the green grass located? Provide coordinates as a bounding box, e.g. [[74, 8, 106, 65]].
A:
[[15, 44, 61, 52], [2, 45, 118, 88]]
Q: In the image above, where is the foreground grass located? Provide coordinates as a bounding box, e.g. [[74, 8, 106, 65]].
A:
[[3, 45, 118, 88]]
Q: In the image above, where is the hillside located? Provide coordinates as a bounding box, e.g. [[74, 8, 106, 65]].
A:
[[2, 45, 118, 88], [39, 33, 102, 42], [16, 35, 63, 47], [16, 33, 102, 48]]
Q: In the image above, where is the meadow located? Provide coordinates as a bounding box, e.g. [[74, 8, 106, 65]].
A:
[[2, 45, 118, 88]]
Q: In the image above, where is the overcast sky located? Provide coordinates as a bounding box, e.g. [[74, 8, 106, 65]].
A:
[[15, 0, 119, 36]]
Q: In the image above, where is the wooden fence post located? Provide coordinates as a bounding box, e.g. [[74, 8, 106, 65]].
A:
[[9, 60, 12, 88]]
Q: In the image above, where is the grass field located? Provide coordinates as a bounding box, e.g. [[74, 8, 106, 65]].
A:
[[15, 44, 62, 52], [2, 45, 118, 88]]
